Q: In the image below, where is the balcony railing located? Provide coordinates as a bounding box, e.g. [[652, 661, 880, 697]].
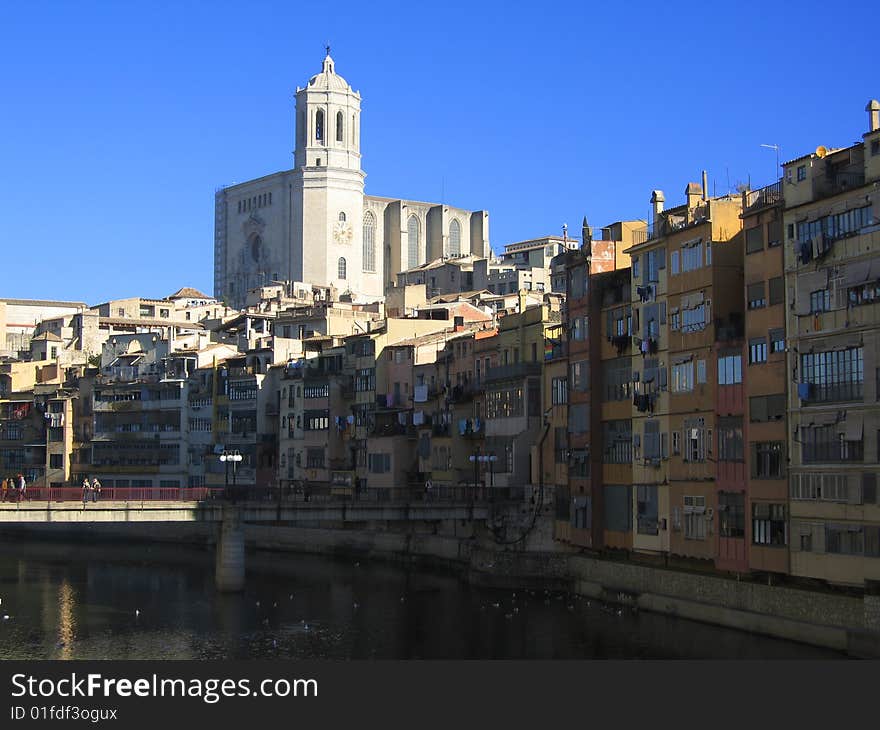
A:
[[744, 181, 782, 212], [798, 382, 863, 403], [485, 361, 542, 383]]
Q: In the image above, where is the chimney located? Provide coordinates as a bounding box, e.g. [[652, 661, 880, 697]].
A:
[[685, 182, 702, 211], [650, 190, 665, 225], [453, 315, 465, 331], [702, 170, 708, 201], [867, 99, 880, 133], [518, 290, 527, 314]]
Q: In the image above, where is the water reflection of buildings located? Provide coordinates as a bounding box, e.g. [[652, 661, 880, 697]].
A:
[[57, 579, 76, 660]]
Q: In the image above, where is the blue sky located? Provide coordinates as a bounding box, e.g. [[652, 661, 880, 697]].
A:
[[1, 1, 876, 303]]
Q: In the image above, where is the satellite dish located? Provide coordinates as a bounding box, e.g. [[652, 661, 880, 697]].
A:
[[815, 145, 828, 158]]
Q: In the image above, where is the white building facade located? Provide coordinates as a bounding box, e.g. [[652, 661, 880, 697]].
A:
[[214, 52, 490, 308]]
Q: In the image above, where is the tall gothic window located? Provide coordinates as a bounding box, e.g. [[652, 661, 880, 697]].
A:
[[407, 215, 420, 269], [339, 211, 346, 222], [338, 257, 347, 280], [449, 219, 461, 257], [363, 211, 376, 272], [336, 111, 344, 142], [316, 109, 324, 142]]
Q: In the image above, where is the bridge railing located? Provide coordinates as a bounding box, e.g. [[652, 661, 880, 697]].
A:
[[3, 487, 222, 503], [1, 485, 528, 505]]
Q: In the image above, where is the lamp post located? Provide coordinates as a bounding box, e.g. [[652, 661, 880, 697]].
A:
[[220, 450, 243, 502]]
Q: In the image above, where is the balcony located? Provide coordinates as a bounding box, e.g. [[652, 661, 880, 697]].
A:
[[798, 381, 863, 404], [485, 361, 542, 383], [447, 384, 477, 403], [812, 170, 866, 202], [743, 181, 782, 212]]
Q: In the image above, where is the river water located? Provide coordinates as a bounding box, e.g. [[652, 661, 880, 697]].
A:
[[0, 539, 843, 659]]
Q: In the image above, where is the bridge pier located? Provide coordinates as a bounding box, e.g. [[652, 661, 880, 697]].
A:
[[215, 505, 245, 593]]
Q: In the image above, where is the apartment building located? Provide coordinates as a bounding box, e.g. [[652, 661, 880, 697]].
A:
[[597, 267, 635, 551], [784, 102, 880, 586], [741, 181, 789, 576], [484, 301, 560, 493], [625, 182, 743, 560]]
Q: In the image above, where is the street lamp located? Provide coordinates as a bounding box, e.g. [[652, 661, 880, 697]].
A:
[[220, 449, 243, 501]]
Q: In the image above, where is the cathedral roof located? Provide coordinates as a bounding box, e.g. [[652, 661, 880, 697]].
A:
[[306, 53, 352, 93]]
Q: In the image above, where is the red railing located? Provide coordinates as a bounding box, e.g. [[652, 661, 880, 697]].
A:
[[1, 487, 223, 504]]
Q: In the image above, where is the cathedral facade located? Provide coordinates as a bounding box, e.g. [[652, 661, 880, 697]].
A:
[[214, 52, 490, 308]]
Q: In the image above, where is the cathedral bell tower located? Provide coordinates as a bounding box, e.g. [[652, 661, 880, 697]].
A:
[[291, 50, 367, 295]]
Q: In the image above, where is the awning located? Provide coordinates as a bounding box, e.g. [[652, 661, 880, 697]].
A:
[[838, 413, 863, 440], [843, 260, 872, 286]]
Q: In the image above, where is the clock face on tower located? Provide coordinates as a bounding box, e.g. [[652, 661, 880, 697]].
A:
[[333, 219, 352, 244]]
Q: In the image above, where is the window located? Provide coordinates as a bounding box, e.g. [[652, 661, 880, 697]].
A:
[[749, 338, 767, 364], [670, 250, 680, 274], [769, 328, 785, 353], [800, 347, 864, 402], [747, 282, 766, 310], [571, 317, 584, 341], [826, 524, 864, 555], [810, 289, 830, 313], [49, 454, 63, 469], [602, 420, 632, 464], [670, 310, 680, 331], [753, 503, 787, 546], [632, 256, 640, 279], [449, 219, 461, 257], [315, 109, 324, 142], [637, 485, 659, 535], [570, 360, 588, 392], [554, 427, 568, 464], [336, 110, 344, 142], [797, 206, 872, 243], [745, 226, 764, 254], [682, 303, 707, 332], [645, 249, 663, 282], [671, 360, 694, 393], [749, 394, 785, 422], [338, 257, 347, 280], [696, 359, 706, 384], [683, 495, 706, 540], [551, 377, 568, 405], [847, 279, 880, 307], [368, 453, 391, 473], [569, 265, 587, 299], [355, 367, 375, 392], [362, 211, 376, 272], [683, 419, 706, 462], [769, 277, 784, 306], [486, 385, 524, 419], [872, 139, 880, 157], [568, 404, 589, 435], [407, 216, 420, 269], [681, 240, 704, 272], [752, 441, 783, 478], [603, 358, 631, 401], [801, 425, 863, 463], [719, 492, 745, 538], [718, 417, 743, 462], [306, 448, 325, 469], [303, 384, 329, 399], [796, 165, 806, 181], [571, 495, 592, 529]]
